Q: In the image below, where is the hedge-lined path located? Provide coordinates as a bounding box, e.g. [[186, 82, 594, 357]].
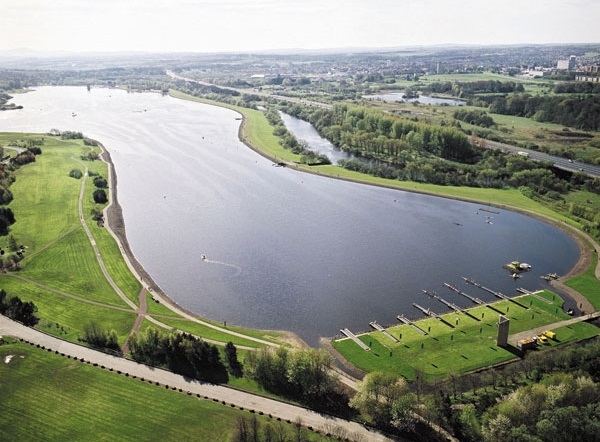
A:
[[0, 314, 394, 442]]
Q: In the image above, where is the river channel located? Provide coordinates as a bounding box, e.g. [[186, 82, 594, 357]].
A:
[[0, 86, 580, 346]]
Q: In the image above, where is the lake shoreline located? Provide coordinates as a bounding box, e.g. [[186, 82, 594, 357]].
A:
[[98, 142, 309, 348], [233, 100, 598, 315], [91, 89, 597, 348]]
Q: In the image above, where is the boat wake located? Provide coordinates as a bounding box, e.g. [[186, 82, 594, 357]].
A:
[[202, 257, 242, 277]]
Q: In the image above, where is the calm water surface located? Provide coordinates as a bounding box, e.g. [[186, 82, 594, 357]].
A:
[[0, 87, 579, 345], [279, 112, 353, 164], [364, 92, 466, 106]]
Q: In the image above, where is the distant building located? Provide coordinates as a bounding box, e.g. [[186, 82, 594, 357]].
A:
[[557, 55, 576, 70], [575, 75, 600, 83], [583, 65, 600, 73], [521, 69, 546, 78]]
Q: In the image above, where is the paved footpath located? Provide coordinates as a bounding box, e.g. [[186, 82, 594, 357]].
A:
[[0, 315, 395, 442], [508, 311, 600, 345]]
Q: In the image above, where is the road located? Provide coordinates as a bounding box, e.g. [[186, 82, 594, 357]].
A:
[[476, 138, 600, 178], [166, 70, 332, 110], [0, 314, 394, 442], [1, 146, 395, 440]]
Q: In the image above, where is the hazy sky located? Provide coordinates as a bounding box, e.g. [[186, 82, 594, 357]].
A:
[[1, 0, 597, 53]]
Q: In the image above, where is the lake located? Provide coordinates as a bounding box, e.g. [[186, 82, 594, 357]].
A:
[[363, 92, 466, 106], [0, 86, 579, 346], [279, 111, 353, 164]]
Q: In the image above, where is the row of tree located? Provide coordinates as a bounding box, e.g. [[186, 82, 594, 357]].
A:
[[453, 108, 496, 128], [481, 93, 600, 131], [283, 103, 478, 165], [421, 80, 525, 97], [265, 107, 330, 165], [244, 346, 349, 415], [128, 327, 228, 383]]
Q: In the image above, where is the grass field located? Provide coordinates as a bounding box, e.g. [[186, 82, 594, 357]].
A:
[[0, 131, 334, 440], [566, 252, 600, 310], [332, 290, 600, 381], [0, 339, 328, 442], [0, 132, 287, 349]]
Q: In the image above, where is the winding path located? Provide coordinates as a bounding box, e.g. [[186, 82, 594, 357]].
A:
[[0, 154, 395, 441]]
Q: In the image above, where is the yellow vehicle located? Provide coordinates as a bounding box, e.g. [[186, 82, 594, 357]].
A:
[[537, 335, 549, 344], [542, 330, 556, 340]]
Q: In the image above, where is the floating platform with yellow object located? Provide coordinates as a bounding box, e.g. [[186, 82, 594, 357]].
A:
[[503, 260, 532, 273]]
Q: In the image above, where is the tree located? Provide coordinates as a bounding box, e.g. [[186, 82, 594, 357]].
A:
[[482, 414, 512, 442], [128, 328, 228, 383], [93, 176, 108, 188], [390, 393, 418, 432], [82, 321, 120, 352], [0, 208, 16, 236], [93, 189, 108, 204], [0, 290, 39, 326], [349, 371, 411, 426], [224, 341, 243, 377], [69, 169, 83, 179]]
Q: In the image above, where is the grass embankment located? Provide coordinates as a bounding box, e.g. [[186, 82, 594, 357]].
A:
[[567, 252, 600, 310], [332, 291, 599, 381], [0, 133, 282, 347], [169, 92, 600, 381], [0, 339, 328, 442], [167, 91, 586, 226]]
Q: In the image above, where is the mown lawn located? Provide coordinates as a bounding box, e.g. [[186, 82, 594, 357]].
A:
[[0, 132, 282, 349], [0, 276, 135, 342], [0, 339, 328, 442], [332, 291, 599, 381], [566, 252, 600, 310]]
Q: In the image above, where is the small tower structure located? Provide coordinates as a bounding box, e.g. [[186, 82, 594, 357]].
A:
[[497, 315, 510, 347]]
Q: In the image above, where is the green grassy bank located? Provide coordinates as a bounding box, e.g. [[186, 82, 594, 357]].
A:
[[0, 132, 284, 348], [0, 338, 328, 442], [332, 291, 599, 381]]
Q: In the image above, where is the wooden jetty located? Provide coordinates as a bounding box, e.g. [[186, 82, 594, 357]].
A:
[[424, 289, 481, 321], [444, 283, 484, 305], [413, 303, 455, 328], [444, 282, 505, 315], [517, 288, 553, 304], [397, 315, 428, 335], [478, 207, 500, 214], [340, 328, 370, 351], [463, 277, 529, 309], [369, 321, 399, 342]]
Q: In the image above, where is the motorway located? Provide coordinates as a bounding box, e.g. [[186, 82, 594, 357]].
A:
[[476, 139, 600, 178], [168, 70, 600, 178]]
